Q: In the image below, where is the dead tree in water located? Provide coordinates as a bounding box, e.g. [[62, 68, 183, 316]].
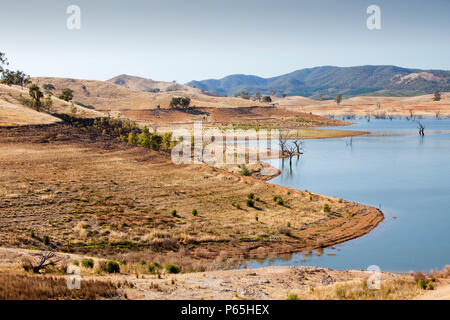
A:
[[418, 121, 425, 136], [291, 133, 304, 158], [278, 132, 288, 156], [285, 143, 297, 170]]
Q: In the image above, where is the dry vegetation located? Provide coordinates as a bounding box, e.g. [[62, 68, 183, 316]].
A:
[[0, 273, 122, 300], [30, 77, 365, 140], [32, 77, 268, 112], [0, 83, 103, 127], [0, 123, 382, 272], [275, 92, 450, 118]]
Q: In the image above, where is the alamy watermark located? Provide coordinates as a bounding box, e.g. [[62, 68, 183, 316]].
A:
[[170, 121, 281, 166], [367, 5, 381, 30], [67, 265, 81, 290], [366, 265, 381, 289], [66, 5, 81, 30]]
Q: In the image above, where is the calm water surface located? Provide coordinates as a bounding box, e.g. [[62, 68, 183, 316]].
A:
[[245, 118, 450, 273]]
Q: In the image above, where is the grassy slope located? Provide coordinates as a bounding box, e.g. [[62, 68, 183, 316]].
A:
[[0, 84, 104, 126]]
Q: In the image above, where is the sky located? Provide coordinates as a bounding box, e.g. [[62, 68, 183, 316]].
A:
[[1, 0, 449, 83]]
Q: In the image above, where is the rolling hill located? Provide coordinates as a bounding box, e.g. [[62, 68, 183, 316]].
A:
[[187, 65, 450, 98], [107, 74, 201, 94], [32, 77, 267, 112]]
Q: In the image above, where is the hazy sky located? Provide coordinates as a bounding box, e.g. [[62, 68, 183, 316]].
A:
[[1, 0, 449, 83]]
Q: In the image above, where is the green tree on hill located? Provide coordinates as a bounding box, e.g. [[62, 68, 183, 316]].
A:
[[29, 84, 43, 112], [240, 91, 250, 100], [262, 95, 272, 103], [150, 134, 163, 151], [169, 96, 191, 109], [335, 94, 343, 105], [0, 52, 8, 73], [59, 88, 74, 102], [127, 132, 136, 145], [1, 70, 30, 88], [43, 83, 56, 94], [433, 90, 441, 101], [162, 132, 173, 151], [137, 126, 151, 148]]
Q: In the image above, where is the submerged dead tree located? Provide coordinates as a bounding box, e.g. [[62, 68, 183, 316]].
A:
[[285, 143, 297, 170], [291, 133, 304, 157], [278, 131, 288, 156], [418, 121, 425, 136]]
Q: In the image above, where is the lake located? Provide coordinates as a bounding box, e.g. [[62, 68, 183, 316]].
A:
[[245, 117, 450, 273]]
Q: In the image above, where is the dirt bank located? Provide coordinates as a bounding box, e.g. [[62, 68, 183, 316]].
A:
[[0, 123, 383, 266]]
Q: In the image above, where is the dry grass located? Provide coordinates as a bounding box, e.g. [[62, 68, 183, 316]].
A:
[[301, 279, 421, 300], [294, 266, 450, 300], [0, 84, 103, 127], [0, 273, 122, 300], [0, 123, 382, 266], [275, 92, 450, 117]]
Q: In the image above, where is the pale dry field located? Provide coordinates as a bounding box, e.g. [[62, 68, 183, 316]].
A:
[[275, 92, 450, 117]]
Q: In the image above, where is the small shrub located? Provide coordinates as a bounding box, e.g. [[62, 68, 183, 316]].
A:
[[426, 281, 435, 290], [287, 293, 298, 300], [323, 204, 331, 213], [255, 215, 259, 222], [240, 165, 250, 176], [287, 222, 291, 228], [232, 203, 241, 209], [417, 279, 426, 290], [247, 193, 254, 200], [119, 260, 127, 265], [276, 198, 284, 206], [42, 235, 50, 245], [165, 264, 181, 274], [171, 209, 177, 217], [105, 260, 120, 274], [30, 230, 35, 238], [73, 260, 79, 266], [148, 262, 161, 273], [192, 209, 198, 216], [339, 198, 343, 203], [81, 258, 94, 268], [246, 199, 255, 207]]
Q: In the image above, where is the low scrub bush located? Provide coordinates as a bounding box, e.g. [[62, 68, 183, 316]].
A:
[[104, 260, 120, 274], [165, 264, 181, 274], [42, 235, 50, 245], [81, 258, 94, 269]]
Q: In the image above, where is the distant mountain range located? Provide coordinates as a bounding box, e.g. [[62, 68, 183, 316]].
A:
[[187, 65, 450, 98]]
